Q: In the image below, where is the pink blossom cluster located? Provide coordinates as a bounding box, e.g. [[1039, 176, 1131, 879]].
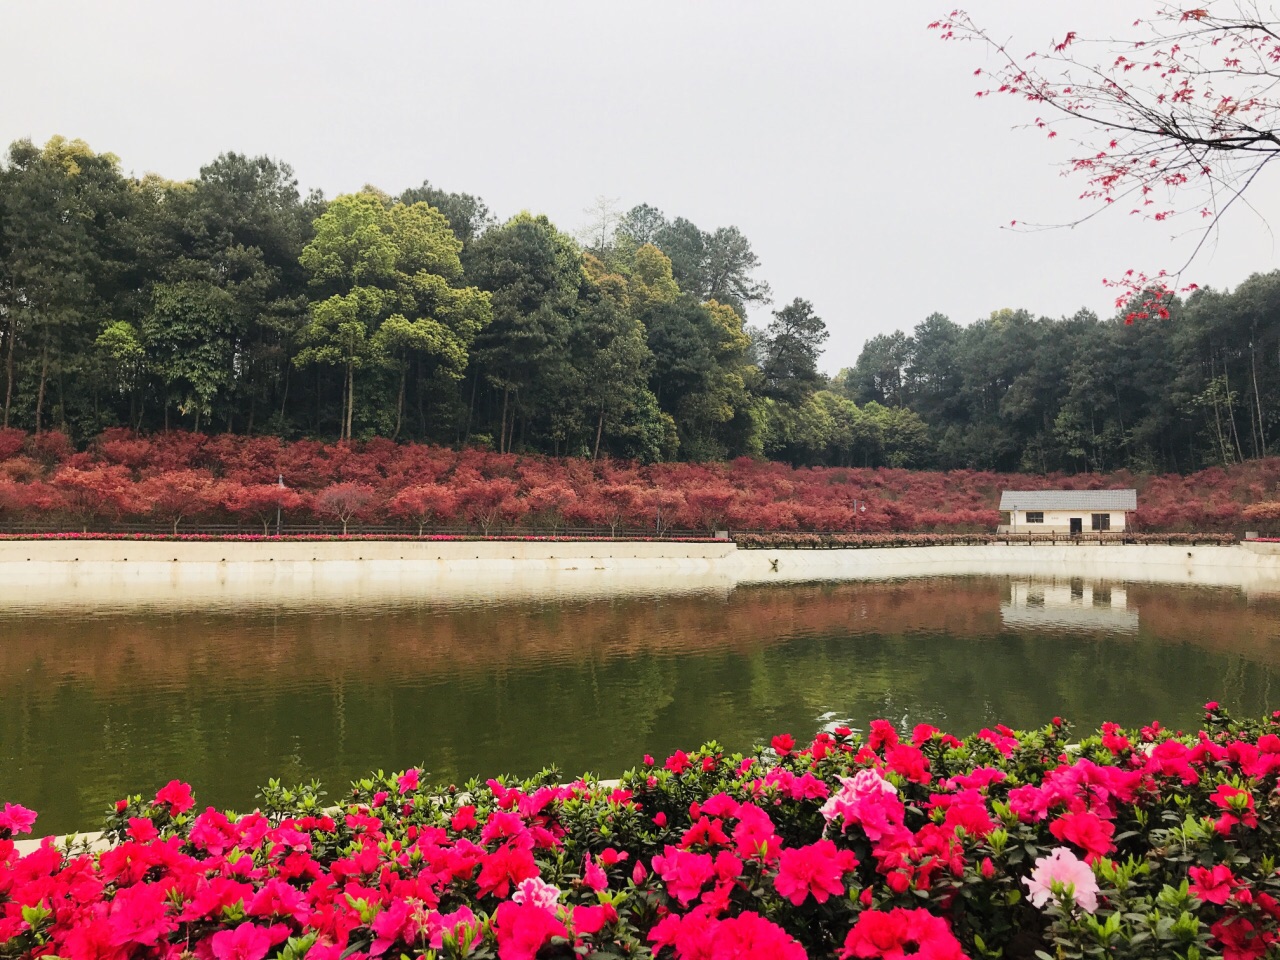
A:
[[2, 706, 1280, 959]]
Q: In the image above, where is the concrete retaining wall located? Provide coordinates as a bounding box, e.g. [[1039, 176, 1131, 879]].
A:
[[727, 543, 1280, 593], [4, 540, 1280, 609], [0, 539, 738, 610]]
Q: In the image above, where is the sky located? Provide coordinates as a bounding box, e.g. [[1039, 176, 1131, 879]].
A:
[[3, 0, 1278, 372]]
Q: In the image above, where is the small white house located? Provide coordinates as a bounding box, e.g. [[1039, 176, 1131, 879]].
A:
[[998, 489, 1137, 534]]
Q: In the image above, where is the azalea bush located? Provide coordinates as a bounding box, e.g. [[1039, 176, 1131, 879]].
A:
[[1, 428, 1277, 536], [3, 705, 1280, 959]]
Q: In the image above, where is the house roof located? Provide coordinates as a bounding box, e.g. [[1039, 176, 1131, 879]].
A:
[[999, 489, 1138, 511]]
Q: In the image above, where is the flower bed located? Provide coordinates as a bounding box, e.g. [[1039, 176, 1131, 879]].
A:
[[733, 532, 1240, 549], [3, 705, 1279, 959], [0, 533, 723, 544]]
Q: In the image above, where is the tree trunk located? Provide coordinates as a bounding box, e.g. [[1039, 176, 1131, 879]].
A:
[[2, 312, 16, 429], [34, 342, 49, 434], [464, 369, 478, 443], [1251, 339, 1266, 457], [393, 367, 406, 440], [278, 362, 290, 422], [345, 363, 355, 441], [593, 406, 605, 461], [499, 386, 510, 454], [1223, 364, 1245, 462]]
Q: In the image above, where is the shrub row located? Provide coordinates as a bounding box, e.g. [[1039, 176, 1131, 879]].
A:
[[3, 706, 1280, 959], [732, 532, 1241, 549], [2, 428, 1278, 536]]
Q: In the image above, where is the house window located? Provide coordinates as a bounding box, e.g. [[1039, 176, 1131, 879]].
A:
[[1025, 511, 1044, 523], [1091, 513, 1111, 531]]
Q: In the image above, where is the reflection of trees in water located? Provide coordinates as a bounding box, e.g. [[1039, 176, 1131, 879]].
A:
[[2, 577, 1280, 833]]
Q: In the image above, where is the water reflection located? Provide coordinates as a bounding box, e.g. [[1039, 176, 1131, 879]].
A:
[[1002, 579, 1139, 633], [1, 576, 1278, 833]]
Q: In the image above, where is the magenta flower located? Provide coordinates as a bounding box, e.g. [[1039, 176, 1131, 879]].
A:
[[773, 839, 856, 906], [0, 802, 36, 835], [210, 922, 274, 960], [154, 779, 195, 815]]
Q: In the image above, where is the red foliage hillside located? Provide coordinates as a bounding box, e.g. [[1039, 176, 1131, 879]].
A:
[[0, 427, 1275, 535]]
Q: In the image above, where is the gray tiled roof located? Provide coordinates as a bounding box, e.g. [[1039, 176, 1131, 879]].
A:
[[999, 489, 1137, 511]]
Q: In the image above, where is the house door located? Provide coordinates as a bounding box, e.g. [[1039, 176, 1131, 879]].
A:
[[1070, 517, 1083, 535]]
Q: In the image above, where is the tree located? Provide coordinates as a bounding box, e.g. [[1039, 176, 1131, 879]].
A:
[[386, 483, 458, 534], [0, 138, 120, 433], [136, 469, 218, 533], [595, 484, 643, 538], [844, 331, 911, 407], [297, 193, 489, 439], [223, 481, 306, 535], [313, 481, 376, 535], [397, 182, 495, 245], [465, 213, 581, 453], [458, 478, 519, 535], [932, 4, 1280, 311], [755, 297, 829, 404], [51, 464, 136, 531]]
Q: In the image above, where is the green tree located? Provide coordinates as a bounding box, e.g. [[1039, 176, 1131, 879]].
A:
[[755, 297, 828, 404], [298, 193, 487, 439], [465, 213, 581, 453]]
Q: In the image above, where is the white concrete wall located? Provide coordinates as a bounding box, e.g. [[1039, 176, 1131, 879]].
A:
[[0, 540, 738, 610], [727, 543, 1280, 595], [1009, 508, 1127, 532], [4, 540, 1280, 608]]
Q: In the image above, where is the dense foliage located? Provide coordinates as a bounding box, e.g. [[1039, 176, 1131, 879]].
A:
[[4, 706, 1280, 959], [0, 137, 843, 465], [4, 136, 1278, 475], [837, 272, 1280, 475], [1, 429, 1278, 535]]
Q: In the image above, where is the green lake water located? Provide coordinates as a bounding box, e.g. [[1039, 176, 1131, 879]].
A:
[[2, 575, 1279, 834]]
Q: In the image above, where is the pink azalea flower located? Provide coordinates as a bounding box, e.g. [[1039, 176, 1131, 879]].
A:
[[773, 839, 856, 906], [1189, 864, 1237, 905], [1049, 810, 1115, 863], [840, 907, 966, 960], [492, 900, 568, 960], [154, 780, 195, 815], [582, 855, 608, 891], [511, 875, 562, 911], [650, 846, 715, 906], [1024, 847, 1100, 913], [476, 839, 539, 899], [209, 922, 273, 960], [0, 803, 37, 836]]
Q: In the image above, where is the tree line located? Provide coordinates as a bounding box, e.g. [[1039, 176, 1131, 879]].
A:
[[4, 135, 1277, 475], [0, 136, 867, 464], [837, 272, 1280, 475]]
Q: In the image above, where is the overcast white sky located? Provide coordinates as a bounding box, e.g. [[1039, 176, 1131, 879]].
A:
[[3, 1, 1278, 371]]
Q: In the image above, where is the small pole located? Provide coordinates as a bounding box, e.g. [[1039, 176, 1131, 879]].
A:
[[276, 473, 284, 538]]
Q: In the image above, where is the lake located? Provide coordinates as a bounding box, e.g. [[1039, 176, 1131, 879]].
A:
[[2, 575, 1279, 834]]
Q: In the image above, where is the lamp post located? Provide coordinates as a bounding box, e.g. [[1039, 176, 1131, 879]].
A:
[[276, 473, 284, 538], [853, 499, 868, 531]]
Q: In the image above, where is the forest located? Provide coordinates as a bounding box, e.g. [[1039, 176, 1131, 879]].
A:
[[1, 134, 1278, 475]]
